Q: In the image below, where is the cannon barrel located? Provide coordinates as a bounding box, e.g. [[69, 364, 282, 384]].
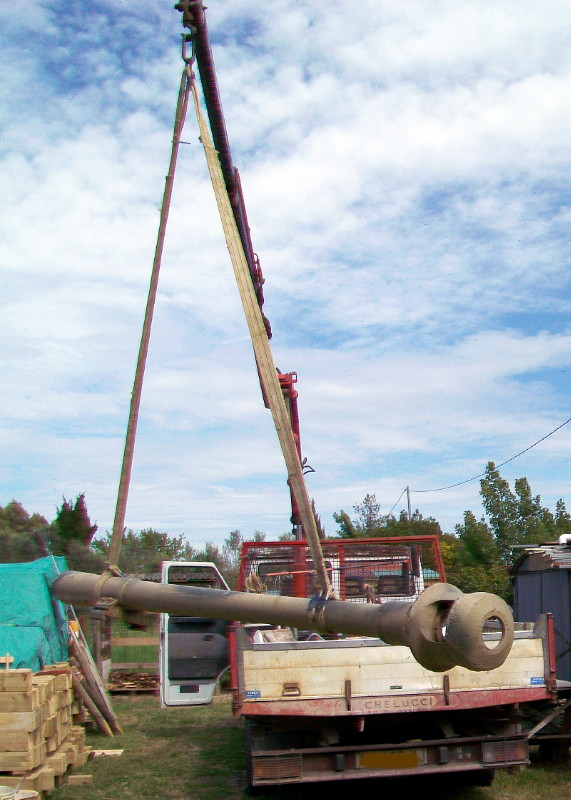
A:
[[53, 571, 513, 672]]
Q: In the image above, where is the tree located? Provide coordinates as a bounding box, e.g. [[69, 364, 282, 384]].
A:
[[194, 530, 267, 589], [383, 510, 442, 538], [333, 510, 359, 538], [0, 497, 106, 570], [92, 529, 195, 574], [48, 494, 104, 571], [53, 494, 98, 552], [0, 501, 51, 562], [221, 530, 243, 589], [312, 499, 326, 539], [479, 463, 519, 561], [480, 463, 560, 562], [353, 493, 383, 533], [334, 494, 442, 539], [555, 499, 571, 538], [455, 511, 499, 567], [444, 514, 511, 602]]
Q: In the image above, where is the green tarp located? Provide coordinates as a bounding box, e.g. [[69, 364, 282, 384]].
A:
[[0, 556, 69, 670]]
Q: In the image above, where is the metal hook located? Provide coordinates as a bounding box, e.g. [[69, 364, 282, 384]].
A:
[[181, 30, 196, 65]]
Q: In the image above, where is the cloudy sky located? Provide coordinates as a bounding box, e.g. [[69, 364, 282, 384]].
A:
[[2, 0, 570, 548]]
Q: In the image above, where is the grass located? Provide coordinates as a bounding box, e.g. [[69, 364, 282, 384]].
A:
[[51, 695, 246, 800], [48, 695, 571, 800]]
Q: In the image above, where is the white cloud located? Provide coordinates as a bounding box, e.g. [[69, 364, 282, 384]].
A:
[[2, 0, 571, 548]]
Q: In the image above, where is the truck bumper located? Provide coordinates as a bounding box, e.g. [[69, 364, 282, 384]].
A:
[[248, 734, 529, 786]]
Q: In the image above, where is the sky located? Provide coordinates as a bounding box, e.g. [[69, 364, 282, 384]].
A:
[[1, 0, 571, 549]]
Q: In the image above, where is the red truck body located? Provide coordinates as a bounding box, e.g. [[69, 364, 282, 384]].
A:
[[229, 537, 555, 789]]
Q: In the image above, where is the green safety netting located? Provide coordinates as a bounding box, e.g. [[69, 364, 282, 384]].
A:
[[0, 556, 69, 671]]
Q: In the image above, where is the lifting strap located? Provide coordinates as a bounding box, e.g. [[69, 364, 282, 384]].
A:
[[189, 79, 334, 599]]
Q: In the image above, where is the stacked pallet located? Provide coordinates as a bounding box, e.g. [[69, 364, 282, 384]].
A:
[[0, 664, 91, 796]]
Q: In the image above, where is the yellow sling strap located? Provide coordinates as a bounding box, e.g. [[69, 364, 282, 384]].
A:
[[190, 79, 334, 599]]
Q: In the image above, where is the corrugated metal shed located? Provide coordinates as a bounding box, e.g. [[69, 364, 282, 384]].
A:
[[512, 543, 571, 682]]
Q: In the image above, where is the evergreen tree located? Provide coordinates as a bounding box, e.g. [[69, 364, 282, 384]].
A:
[[555, 499, 571, 538], [480, 463, 560, 562], [333, 510, 359, 538], [54, 494, 98, 552]]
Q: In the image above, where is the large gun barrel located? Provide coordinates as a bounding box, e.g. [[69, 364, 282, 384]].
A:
[[53, 571, 513, 672]]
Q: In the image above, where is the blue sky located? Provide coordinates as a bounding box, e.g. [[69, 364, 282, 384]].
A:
[[1, 0, 571, 546]]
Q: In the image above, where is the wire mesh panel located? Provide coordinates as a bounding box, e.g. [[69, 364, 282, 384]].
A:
[[239, 537, 445, 603], [111, 616, 159, 668]]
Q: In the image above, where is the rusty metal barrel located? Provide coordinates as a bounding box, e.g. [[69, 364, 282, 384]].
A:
[[52, 571, 513, 672]]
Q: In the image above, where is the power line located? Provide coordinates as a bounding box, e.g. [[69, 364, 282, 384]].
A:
[[385, 487, 407, 517], [413, 415, 571, 494]]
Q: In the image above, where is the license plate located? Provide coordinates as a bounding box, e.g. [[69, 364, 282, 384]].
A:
[[360, 749, 425, 770]]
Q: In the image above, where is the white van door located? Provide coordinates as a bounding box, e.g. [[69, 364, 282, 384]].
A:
[[159, 561, 230, 707]]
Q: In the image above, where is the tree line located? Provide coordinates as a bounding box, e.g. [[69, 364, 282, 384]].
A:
[[0, 496, 272, 588], [334, 461, 571, 601], [2, 461, 570, 598]]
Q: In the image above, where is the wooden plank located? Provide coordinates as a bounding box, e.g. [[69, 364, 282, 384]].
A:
[[0, 742, 46, 771], [0, 764, 55, 794], [42, 715, 57, 739], [71, 674, 112, 737], [69, 635, 122, 734], [31, 675, 56, 702], [46, 750, 68, 777], [57, 689, 73, 709], [44, 697, 58, 718], [68, 725, 87, 742], [37, 673, 71, 693], [0, 727, 43, 752], [0, 689, 40, 713], [72, 748, 91, 767], [0, 709, 42, 732], [0, 670, 33, 692], [56, 722, 71, 748]]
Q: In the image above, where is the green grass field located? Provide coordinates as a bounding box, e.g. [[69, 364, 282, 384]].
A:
[[48, 695, 571, 800]]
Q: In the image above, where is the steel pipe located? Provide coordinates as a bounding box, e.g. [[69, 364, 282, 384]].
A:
[[52, 571, 513, 672]]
